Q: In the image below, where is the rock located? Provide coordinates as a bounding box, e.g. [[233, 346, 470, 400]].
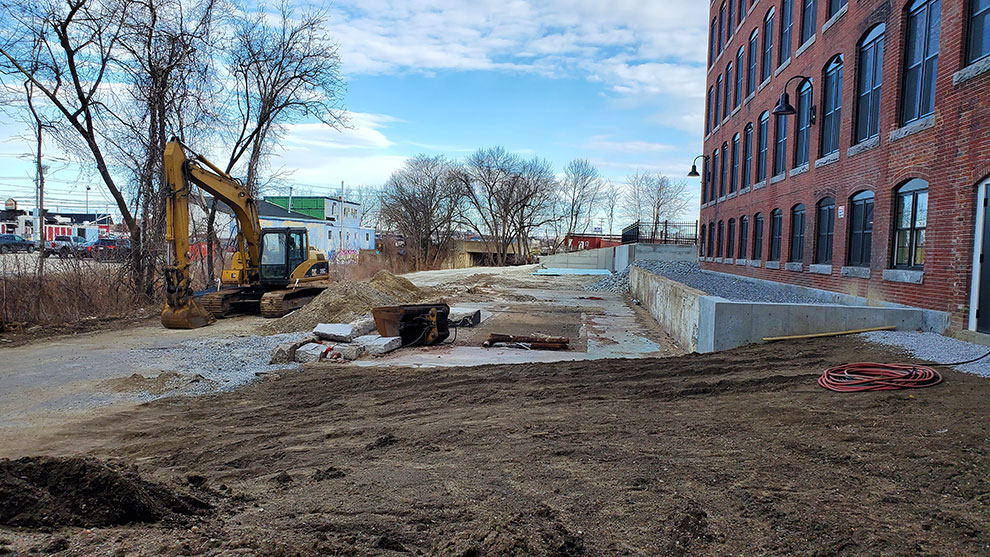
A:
[[269, 335, 319, 364], [349, 316, 377, 336], [354, 335, 402, 356], [334, 343, 365, 360], [295, 343, 329, 363], [313, 323, 357, 342]]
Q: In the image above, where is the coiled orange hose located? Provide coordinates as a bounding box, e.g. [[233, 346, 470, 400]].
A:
[[818, 362, 943, 392]]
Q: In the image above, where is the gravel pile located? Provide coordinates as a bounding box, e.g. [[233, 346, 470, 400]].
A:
[[861, 331, 990, 378], [130, 332, 308, 399], [588, 261, 823, 304]]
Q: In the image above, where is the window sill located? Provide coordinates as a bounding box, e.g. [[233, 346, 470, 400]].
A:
[[882, 269, 923, 284], [847, 136, 880, 157], [753, 179, 767, 190], [732, 105, 742, 117], [739, 186, 750, 195], [735, 258, 748, 266], [721, 115, 730, 126], [727, 191, 737, 199], [748, 1, 759, 16], [784, 262, 804, 272], [890, 115, 935, 142], [724, 258, 735, 264], [748, 259, 762, 267], [715, 257, 724, 263], [841, 266, 870, 279], [815, 151, 839, 168], [718, 196, 726, 202], [789, 163, 810, 177], [744, 91, 756, 106], [953, 56, 990, 86], [765, 260, 781, 269], [705, 257, 713, 262], [758, 77, 771, 93], [809, 264, 832, 275], [795, 35, 816, 59], [774, 58, 792, 78], [821, 4, 848, 34], [770, 173, 786, 185]]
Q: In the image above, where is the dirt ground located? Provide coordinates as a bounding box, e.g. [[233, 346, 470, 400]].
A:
[[1, 336, 987, 555]]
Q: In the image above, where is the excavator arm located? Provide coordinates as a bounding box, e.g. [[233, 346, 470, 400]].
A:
[[161, 138, 262, 329]]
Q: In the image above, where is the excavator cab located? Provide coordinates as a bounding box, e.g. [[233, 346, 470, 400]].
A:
[[259, 227, 329, 287]]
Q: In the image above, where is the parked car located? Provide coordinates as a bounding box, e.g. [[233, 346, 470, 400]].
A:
[[85, 237, 131, 260], [0, 234, 35, 254], [46, 235, 89, 258]]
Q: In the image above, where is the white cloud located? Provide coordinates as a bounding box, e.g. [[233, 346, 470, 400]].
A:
[[583, 135, 677, 154]]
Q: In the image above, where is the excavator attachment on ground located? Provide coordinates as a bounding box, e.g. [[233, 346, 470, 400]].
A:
[[161, 139, 331, 329]]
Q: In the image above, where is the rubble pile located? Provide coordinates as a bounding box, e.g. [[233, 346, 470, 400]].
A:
[[271, 317, 402, 364]]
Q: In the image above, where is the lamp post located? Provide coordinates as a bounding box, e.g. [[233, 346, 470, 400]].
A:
[[687, 154, 710, 203], [772, 75, 816, 124]]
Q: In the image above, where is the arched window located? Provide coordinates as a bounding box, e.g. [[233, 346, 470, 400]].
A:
[[711, 148, 720, 201], [774, 112, 788, 175], [720, 143, 729, 197], [726, 1, 734, 37], [738, 0, 747, 26], [724, 63, 733, 119], [821, 55, 843, 156], [780, 0, 794, 64], [735, 47, 745, 107], [710, 19, 719, 66], [893, 179, 928, 268], [739, 216, 749, 259], [968, 0, 990, 64], [815, 197, 835, 264], [700, 224, 707, 256], [708, 222, 716, 256], [717, 220, 725, 257], [742, 123, 754, 189], [757, 112, 770, 181], [901, 0, 941, 125], [770, 209, 783, 261], [731, 133, 740, 193], [829, 0, 847, 19], [794, 79, 812, 166], [856, 24, 885, 143], [706, 87, 714, 134], [703, 157, 711, 202], [848, 190, 874, 267], [762, 10, 775, 81], [719, 3, 727, 54], [790, 204, 806, 262], [727, 218, 737, 258], [715, 74, 723, 127], [747, 30, 759, 94], [753, 212, 765, 259], [801, 0, 817, 44]]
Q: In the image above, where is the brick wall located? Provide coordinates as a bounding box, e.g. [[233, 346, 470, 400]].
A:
[[700, 0, 990, 330]]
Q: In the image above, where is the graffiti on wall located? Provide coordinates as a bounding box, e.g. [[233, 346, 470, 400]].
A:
[[329, 249, 359, 265]]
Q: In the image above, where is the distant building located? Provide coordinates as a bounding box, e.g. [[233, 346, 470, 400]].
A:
[[0, 202, 112, 241], [265, 196, 375, 262], [563, 234, 622, 251]]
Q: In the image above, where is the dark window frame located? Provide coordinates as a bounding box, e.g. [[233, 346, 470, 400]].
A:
[[821, 55, 843, 156], [757, 112, 770, 181], [739, 216, 749, 259], [848, 190, 874, 267], [794, 79, 812, 166], [763, 10, 775, 81], [892, 179, 928, 269], [801, 0, 817, 44], [731, 133, 740, 193], [735, 47, 745, 107], [748, 30, 759, 94], [856, 24, 885, 144], [789, 204, 806, 262], [727, 218, 736, 258], [780, 0, 794, 65], [724, 64, 733, 119], [828, 0, 847, 19], [770, 209, 783, 261], [773, 113, 788, 175], [901, 0, 941, 125], [706, 87, 714, 134], [708, 222, 716, 257], [742, 123, 753, 189], [715, 75, 723, 127], [720, 142, 729, 197], [711, 19, 719, 66], [815, 197, 835, 264], [719, 3, 726, 54], [717, 220, 725, 257], [968, 0, 990, 64], [753, 213, 764, 259], [700, 224, 707, 256]]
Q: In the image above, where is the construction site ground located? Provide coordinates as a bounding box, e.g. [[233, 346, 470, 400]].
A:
[[0, 266, 988, 555]]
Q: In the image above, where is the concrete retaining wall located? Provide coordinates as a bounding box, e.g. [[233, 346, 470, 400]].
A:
[[631, 266, 940, 353], [630, 267, 703, 351], [540, 243, 696, 272]]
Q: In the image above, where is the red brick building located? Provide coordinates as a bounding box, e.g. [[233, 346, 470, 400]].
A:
[[699, 0, 990, 332]]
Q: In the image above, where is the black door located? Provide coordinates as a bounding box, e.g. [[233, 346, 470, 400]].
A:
[[978, 196, 990, 333]]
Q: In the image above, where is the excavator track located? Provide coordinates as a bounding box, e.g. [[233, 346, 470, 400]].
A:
[[200, 291, 234, 318], [200, 288, 263, 318], [260, 286, 327, 318]]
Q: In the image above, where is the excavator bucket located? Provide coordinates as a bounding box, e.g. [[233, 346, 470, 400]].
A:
[[161, 299, 213, 329]]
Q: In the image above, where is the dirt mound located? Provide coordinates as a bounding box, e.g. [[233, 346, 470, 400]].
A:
[[0, 457, 209, 529], [264, 271, 431, 333], [435, 506, 585, 556], [101, 371, 214, 395]]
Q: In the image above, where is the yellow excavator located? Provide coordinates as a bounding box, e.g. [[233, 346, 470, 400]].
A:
[[161, 138, 331, 329]]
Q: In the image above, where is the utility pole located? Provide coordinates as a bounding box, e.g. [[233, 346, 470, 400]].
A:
[[86, 185, 90, 214], [287, 185, 293, 212]]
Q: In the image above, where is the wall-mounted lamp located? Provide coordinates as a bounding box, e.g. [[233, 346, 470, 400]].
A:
[[687, 154, 709, 177], [772, 75, 816, 124]]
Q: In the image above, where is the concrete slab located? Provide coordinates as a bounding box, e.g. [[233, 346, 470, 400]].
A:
[[295, 343, 329, 363], [349, 317, 377, 337], [334, 343, 365, 360], [313, 323, 357, 342], [355, 335, 402, 355], [532, 268, 611, 276]]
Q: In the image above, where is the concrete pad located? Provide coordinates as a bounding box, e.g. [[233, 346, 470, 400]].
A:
[[532, 268, 611, 276], [295, 343, 329, 363], [334, 343, 365, 360], [355, 335, 402, 355], [313, 323, 356, 342]]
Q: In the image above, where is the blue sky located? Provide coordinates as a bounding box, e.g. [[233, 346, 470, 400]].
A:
[[0, 0, 709, 219]]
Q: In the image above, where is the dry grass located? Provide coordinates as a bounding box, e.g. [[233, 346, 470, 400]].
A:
[[0, 255, 152, 328]]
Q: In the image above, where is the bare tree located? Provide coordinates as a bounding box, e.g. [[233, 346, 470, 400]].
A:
[[453, 146, 527, 266], [622, 171, 691, 238], [0, 0, 154, 292], [602, 180, 620, 236], [345, 184, 381, 230], [379, 155, 465, 270], [203, 1, 347, 279], [548, 158, 603, 252], [511, 157, 557, 263]]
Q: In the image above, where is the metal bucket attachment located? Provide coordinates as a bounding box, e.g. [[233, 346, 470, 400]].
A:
[[372, 304, 450, 347], [161, 299, 214, 329]]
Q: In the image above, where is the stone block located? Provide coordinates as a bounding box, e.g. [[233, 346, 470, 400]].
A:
[[349, 316, 377, 336], [313, 323, 357, 342], [295, 342, 329, 363], [334, 343, 365, 360], [270, 335, 318, 364], [355, 334, 402, 355]]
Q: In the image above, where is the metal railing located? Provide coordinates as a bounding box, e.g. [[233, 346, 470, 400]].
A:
[[621, 221, 698, 245]]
